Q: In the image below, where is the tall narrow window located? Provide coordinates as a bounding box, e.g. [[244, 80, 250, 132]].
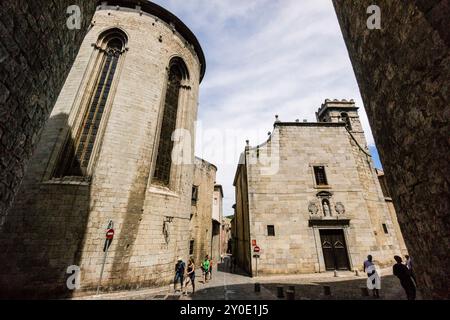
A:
[[189, 240, 195, 255], [54, 29, 126, 177], [153, 58, 189, 186], [313, 166, 328, 186], [267, 225, 275, 236], [191, 185, 199, 205]]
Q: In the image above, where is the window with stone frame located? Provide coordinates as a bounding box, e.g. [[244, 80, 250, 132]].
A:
[[153, 62, 185, 186], [191, 185, 199, 205], [189, 240, 195, 255], [313, 166, 328, 186], [53, 30, 126, 178]]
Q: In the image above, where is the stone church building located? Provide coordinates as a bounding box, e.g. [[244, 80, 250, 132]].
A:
[[0, 1, 208, 298], [233, 99, 408, 276]]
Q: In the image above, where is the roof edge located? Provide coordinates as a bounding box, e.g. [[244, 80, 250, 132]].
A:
[[98, 0, 206, 82]]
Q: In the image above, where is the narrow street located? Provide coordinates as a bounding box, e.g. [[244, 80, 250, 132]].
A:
[[76, 259, 416, 300]]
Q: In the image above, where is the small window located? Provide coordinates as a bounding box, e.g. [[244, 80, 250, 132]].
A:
[[382, 223, 388, 234], [189, 240, 194, 255], [191, 185, 199, 205], [313, 166, 328, 186], [267, 225, 275, 236]]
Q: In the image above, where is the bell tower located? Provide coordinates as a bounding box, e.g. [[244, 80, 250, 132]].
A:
[[316, 99, 368, 151]]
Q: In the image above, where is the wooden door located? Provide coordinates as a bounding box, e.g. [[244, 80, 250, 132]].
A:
[[320, 229, 350, 270]]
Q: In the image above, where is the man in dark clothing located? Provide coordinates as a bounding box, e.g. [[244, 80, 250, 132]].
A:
[[174, 257, 185, 293], [405, 254, 417, 287], [393, 255, 416, 300]]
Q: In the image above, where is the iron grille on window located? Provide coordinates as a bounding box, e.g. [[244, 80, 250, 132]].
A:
[[314, 166, 328, 186]]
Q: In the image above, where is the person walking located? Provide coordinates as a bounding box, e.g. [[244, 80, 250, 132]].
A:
[[201, 255, 210, 283], [393, 256, 416, 300], [363, 255, 380, 298], [405, 254, 417, 287], [183, 258, 196, 295], [208, 257, 214, 280], [174, 257, 185, 293]]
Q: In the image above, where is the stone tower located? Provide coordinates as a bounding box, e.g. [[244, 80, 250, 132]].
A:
[[0, 1, 205, 298], [316, 99, 365, 147]]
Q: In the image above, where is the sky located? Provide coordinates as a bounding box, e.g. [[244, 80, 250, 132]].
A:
[[152, 0, 383, 216]]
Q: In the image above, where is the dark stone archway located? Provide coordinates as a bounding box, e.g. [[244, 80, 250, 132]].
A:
[[332, 0, 449, 299]]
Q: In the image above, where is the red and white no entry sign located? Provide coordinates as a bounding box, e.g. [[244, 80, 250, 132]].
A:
[[254, 245, 260, 253], [106, 228, 115, 239]]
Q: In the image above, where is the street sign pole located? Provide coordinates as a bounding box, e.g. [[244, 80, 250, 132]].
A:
[[96, 220, 114, 295], [253, 245, 260, 277], [96, 241, 109, 295]]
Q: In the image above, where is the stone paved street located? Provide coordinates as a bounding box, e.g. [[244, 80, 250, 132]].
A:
[[74, 260, 420, 300]]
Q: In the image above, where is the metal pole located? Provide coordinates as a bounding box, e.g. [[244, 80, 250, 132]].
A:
[[256, 256, 258, 277], [96, 240, 109, 295]]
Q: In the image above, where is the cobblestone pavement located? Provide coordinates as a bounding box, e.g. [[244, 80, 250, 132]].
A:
[[74, 261, 420, 300]]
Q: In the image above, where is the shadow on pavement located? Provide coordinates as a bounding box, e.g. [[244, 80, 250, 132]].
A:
[[217, 259, 250, 277], [187, 275, 413, 300]]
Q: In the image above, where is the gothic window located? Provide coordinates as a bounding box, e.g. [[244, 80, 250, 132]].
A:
[[313, 166, 328, 186], [340, 112, 352, 130], [53, 29, 127, 177], [153, 58, 189, 186]]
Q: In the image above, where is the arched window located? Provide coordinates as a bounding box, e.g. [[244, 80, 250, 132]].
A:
[[54, 29, 127, 177], [340, 112, 352, 130], [153, 58, 189, 186]]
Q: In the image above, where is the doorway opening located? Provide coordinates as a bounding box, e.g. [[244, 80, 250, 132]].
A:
[[319, 229, 350, 271]]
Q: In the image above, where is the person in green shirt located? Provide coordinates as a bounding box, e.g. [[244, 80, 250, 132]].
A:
[[201, 255, 210, 283]]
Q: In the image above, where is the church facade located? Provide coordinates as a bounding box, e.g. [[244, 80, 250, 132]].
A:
[[0, 1, 206, 298], [233, 99, 408, 276]]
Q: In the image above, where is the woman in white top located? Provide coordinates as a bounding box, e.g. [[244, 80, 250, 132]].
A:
[[363, 255, 381, 298]]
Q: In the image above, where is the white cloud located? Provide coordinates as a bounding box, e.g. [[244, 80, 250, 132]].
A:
[[153, 0, 376, 214]]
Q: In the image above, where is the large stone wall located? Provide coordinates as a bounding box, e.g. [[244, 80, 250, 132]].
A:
[[0, 5, 202, 298], [0, 0, 97, 224], [332, 0, 449, 299]]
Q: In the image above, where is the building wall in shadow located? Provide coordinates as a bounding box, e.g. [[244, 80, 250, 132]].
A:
[[332, 0, 449, 299]]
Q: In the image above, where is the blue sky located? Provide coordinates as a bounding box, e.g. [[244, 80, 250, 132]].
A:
[[152, 0, 383, 215]]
